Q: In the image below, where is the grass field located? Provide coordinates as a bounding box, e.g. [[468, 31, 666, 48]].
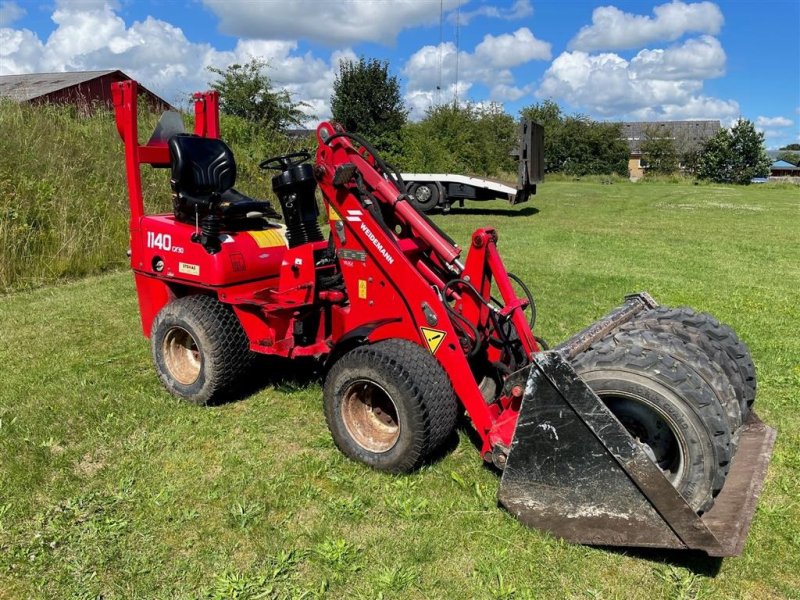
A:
[[1, 180, 799, 599]]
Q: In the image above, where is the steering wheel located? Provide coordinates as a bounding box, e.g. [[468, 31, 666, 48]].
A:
[[258, 151, 311, 171]]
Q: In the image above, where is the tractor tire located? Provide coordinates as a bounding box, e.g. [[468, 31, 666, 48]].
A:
[[406, 182, 440, 213], [572, 338, 732, 513], [150, 294, 252, 405], [621, 306, 756, 419], [323, 339, 458, 473], [610, 329, 742, 440]]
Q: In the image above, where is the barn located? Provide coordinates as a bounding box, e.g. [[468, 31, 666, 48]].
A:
[[0, 70, 174, 112]]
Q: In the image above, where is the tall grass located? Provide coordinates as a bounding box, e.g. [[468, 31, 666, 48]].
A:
[[0, 101, 160, 291], [0, 101, 307, 292]]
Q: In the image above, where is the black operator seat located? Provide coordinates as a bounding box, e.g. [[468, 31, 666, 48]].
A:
[[168, 134, 282, 224]]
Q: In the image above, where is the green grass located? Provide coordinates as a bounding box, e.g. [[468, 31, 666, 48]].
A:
[[1, 181, 799, 599], [0, 101, 306, 293]]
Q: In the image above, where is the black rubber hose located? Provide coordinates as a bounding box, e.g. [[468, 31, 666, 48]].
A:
[[325, 132, 407, 194], [507, 272, 537, 330]]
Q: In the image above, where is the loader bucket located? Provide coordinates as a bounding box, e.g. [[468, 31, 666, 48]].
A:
[[498, 352, 776, 556]]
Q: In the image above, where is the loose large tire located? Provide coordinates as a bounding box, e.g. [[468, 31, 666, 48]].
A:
[[323, 339, 458, 473], [150, 295, 252, 405], [611, 329, 742, 437], [572, 339, 732, 512], [406, 182, 440, 213], [622, 307, 756, 419]]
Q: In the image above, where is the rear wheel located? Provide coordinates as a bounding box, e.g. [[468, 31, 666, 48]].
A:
[[572, 340, 732, 512], [150, 295, 252, 405], [323, 339, 458, 472], [406, 182, 440, 213]]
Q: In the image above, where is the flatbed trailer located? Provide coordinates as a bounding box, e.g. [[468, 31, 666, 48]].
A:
[[402, 119, 544, 213]]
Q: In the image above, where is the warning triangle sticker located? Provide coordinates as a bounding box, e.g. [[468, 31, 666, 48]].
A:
[[420, 327, 446, 354]]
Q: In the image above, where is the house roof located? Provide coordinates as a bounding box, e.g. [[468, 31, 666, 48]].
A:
[[621, 120, 721, 154], [771, 160, 800, 169], [0, 70, 120, 102]]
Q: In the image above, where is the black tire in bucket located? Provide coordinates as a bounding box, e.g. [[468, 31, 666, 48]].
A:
[[572, 339, 733, 513]]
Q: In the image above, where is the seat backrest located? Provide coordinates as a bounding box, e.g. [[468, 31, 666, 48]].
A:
[[168, 134, 237, 197]]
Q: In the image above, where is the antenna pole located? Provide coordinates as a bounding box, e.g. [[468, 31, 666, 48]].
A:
[[436, 0, 443, 106], [454, 4, 460, 106]]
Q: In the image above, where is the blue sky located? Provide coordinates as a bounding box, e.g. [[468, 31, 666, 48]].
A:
[[1, 0, 798, 148]]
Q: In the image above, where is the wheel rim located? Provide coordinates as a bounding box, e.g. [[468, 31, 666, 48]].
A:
[[601, 393, 686, 486], [162, 326, 202, 385], [341, 379, 400, 453], [414, 185, 433, 203]]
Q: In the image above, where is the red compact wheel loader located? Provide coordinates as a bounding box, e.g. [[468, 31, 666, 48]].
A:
[[113, 80, 775, 556]]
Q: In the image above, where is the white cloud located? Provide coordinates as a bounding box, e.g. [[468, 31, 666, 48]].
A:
[[490, 82, 535, 102], [538, 37, 737, 121], [405, 81, 473, 119], [629, 95, 739, 121], [0, 2, 352, 122], [0, 28, 44, 74], [403, 27, 550, 118], [450, 0, 532, 25], [569, 1, 724, 52], [631, 35, 725, 80], [755, 116, 793, 128], [202, 0, 467, 46], [0, 1, 25, 25], [475, 28, 551, 69]]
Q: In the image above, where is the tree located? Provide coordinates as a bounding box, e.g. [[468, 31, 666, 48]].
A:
[[697, 119, 771, 184], [399, 103, 516, 176], [519, 101, 628, 176], [330, 57, 407, 149], [777, 144, 800, 165], [208, 59, 308, 131], [640, 127, 679, 175], [520, 100, 565, 173], [559, 117, 629, 177]]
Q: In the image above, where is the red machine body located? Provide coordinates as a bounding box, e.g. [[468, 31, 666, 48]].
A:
[[113, 79, 537, 458]]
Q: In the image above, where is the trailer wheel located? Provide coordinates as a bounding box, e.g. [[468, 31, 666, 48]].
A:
[[406, 182, 440, 213], [150, 295, 252, 405], [323, 339, 458, 472], [572, 340, 732, 512], [622, 306, 756, 419]]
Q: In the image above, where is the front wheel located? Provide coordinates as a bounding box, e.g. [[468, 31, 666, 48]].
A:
[[323, 339, 458, 472], [150, 295, 252, 405]]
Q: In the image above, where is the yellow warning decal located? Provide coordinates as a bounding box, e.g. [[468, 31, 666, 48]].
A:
[[327, 205, 342, 221], [421, 327, 446, 354], [358, 279, 367, 299], [248, 228, 287, 248]]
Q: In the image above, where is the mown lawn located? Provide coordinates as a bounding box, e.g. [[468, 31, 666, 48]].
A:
[[1, 181, 798, 599]]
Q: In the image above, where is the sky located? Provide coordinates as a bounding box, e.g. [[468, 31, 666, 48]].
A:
[[1, 0, 798, 149]]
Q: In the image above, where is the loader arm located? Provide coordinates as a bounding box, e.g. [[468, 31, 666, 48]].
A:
[[315, 122, 541, 456]]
